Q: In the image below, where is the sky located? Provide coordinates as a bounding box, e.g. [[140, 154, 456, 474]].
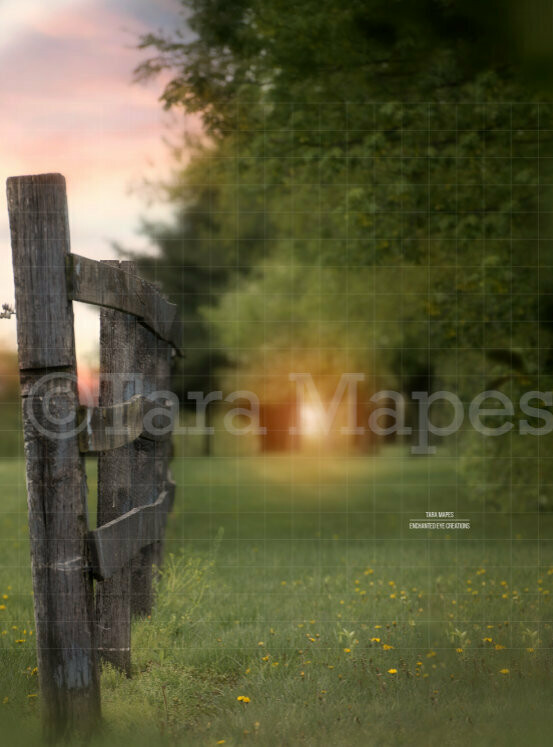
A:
[[0, 0, 197, 364]]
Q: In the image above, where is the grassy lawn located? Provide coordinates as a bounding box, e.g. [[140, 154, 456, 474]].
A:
[[1, 445, 553, 745]]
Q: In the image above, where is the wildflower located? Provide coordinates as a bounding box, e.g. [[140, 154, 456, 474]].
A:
[[499, 669, 510, 675], [217, 741, 226, 745], [2, 697, 8, 704], [483, 638, 493, 643], [27, 694, 37, 698], [237, 695, 251, 703], [388, 668, 398, 674], [343, 648, 351, 653], [258, 641, 264, 647], [0, 606, 5, 611], [494, 644, 506, 650], [527, 647, 535, 653], [426, 651, 436, 658], [370, 637, 380, 643], [456, 648, 463, 653], [382, 644, 394, 650], [262, 655, 269, 662]]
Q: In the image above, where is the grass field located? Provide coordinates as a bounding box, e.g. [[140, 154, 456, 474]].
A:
[[1, 443, 553, 745]]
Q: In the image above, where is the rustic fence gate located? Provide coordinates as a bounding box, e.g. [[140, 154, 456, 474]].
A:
[[7, 173, 182, 739]]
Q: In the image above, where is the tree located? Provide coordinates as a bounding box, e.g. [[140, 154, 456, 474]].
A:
[[133, 0, 553, 500]]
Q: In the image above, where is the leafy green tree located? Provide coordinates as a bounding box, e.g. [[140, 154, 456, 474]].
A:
[[133, 0, 553, 504]]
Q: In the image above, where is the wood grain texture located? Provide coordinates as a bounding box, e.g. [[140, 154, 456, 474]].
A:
[[94, 267, 136, 676], [77, 394, 173, 453], [127, 284, 173, 617], [89, 487, 174, 580], [66, 253, 183, 354], [7, 174, 101, 739]]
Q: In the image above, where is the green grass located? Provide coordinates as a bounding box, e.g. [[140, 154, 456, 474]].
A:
[[1, 445, 553, 745]]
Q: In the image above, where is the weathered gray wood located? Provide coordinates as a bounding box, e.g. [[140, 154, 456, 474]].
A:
[[150, 331, 174, 575], [66, 253, 183, 353], [89, 488, 174, 580], [94, 268, 136, 676], [7, 173, 101, 739], [77, 394, 173, 452], [128, 289, 171, 617]]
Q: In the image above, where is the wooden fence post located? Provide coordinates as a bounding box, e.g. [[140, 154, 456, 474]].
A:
[[128, 265, 173, 617], [95, 262, 136, 675], [7, 174, 101, 739]]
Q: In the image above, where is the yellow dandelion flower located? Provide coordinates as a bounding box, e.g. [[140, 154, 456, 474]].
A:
[[499, 669, 510, 675], [426, 651, 436, 658], [371, 637, 380, 643], [456, 648, 463, 653], [0, 606, 5, 611], [262, 655, 269, 661], [237, 695, 251, 703], [483, 637, 493, 643], [388, 668, 398, 674], [382, 644, 394, 650], [343, 648, 351, 653], [495, 644, 506, 650]]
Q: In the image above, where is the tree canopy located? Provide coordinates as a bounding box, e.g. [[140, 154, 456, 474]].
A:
[[132, 0, 553, 507]]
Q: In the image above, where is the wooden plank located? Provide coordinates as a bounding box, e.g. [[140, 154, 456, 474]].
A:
[[89, 489, 173, 580], [94, 266, 136, 676], [66, 253, 183, 353], [77, 394, 173, 452], [128, 291, 167, 618], [7, 173, 101, 739], [150, 332, 174, 575]]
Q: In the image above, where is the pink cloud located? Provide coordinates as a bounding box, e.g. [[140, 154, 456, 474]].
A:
[[0, 0, 199, 357]]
